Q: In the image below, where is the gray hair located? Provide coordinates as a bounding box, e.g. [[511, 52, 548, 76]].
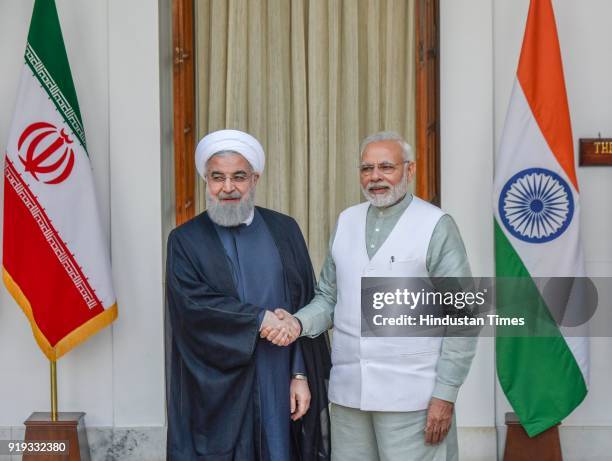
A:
[[203, 150, 254, 176], [359, 131, 414, 162]]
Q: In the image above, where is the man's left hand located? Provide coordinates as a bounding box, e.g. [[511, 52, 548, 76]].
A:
[[290, 378, 311, 421], [424, 397, 454, 445], [260, 309, 301, 346]]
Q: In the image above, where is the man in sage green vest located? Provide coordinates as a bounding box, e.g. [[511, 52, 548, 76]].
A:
[[262, 131, 477, 461]]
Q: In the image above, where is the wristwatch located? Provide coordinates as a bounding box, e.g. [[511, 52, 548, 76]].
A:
[[292, 373, 307, 381]]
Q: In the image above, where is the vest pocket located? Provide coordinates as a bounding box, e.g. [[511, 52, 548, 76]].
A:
[[387, 258, 426, 276], [398, 349, 440, 357], [362, 337, 442, 358], [360, 354, 438, 411]]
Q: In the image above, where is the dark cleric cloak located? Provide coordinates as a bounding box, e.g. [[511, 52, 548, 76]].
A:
[[166, 207, 331, 461]]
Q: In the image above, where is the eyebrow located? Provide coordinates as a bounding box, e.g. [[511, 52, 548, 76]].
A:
[[210, 169, 249, 175], [359, 161, 396, 166]]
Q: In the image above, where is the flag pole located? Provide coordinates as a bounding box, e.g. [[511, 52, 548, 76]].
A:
[[50, 360, 58, 421]]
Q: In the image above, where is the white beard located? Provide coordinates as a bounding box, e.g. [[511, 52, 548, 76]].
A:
[[206, 185, 256, 227], [361, 176, 409, 208]]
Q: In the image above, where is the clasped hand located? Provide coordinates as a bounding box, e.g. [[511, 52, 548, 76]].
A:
[[259, 309, 301, 346]]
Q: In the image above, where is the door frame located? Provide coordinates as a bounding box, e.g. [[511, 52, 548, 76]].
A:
[[172, 0, 441, 225]]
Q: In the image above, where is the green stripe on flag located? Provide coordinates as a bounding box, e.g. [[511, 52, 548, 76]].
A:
[[495, 221, 587, 437], [26, 0, 86, 149]]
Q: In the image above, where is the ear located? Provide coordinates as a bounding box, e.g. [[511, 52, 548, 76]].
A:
[[406, 161, 416, 183], [252, 172, 260, 186]]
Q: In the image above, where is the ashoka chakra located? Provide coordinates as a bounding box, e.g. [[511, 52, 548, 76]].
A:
[[498, 168, 574, 243]]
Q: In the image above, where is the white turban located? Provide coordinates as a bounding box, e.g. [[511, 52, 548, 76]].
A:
[[195, 129, 265, 178]]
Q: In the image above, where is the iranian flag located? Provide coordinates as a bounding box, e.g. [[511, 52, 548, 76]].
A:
[[494, 0, 588, 437], [3, 0, 117, 360]]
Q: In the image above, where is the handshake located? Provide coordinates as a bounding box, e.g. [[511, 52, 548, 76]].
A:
[[259, 309, 302, 346]]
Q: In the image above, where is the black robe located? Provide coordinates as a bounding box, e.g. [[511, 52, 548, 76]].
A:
[[166, 207, 331, 461]]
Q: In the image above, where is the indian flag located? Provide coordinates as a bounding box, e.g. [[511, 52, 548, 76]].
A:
[[3, 0, 117, 360], [494, 0, 588, 437]]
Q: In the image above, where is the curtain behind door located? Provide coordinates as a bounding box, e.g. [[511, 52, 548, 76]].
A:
[[195, 0, 415, 271]]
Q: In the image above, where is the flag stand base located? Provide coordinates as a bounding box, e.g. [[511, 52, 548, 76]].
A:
[[23, 412, 90, 461], [503, 412, 562, 461]]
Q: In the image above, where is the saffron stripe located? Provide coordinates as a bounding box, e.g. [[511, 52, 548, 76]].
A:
[[516, 0, 577, 190]]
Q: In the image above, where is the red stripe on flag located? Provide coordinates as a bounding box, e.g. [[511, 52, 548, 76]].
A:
[[517, 0, 578, 191], [3, 159, 103, 346]]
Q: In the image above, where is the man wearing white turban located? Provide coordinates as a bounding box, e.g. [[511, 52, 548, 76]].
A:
[[195, 128, 266, 178], [165, 129, 331, 461]]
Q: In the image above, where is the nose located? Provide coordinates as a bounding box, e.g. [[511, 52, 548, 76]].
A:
[[370, 166, 383, 181], [221, 177, 235, 193]]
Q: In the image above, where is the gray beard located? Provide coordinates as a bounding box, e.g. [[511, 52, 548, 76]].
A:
[[206, 186, 256, 227], [361, 177, 409, 208]]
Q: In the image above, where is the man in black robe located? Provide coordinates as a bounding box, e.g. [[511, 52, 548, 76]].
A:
[[165, 129, 331, 461]]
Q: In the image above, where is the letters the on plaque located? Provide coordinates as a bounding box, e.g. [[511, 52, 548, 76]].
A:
[[580, 138, 612, 166]]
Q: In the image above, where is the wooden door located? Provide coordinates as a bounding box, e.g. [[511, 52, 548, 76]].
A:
[[415, 0, 441, 205], [172, 0, 196, 225]]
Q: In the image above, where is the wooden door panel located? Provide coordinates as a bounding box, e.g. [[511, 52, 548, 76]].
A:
[[173, 0, 195, 225]]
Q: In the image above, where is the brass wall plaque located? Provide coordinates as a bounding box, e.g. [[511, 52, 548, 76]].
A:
[[580, 138, 612, 166]]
